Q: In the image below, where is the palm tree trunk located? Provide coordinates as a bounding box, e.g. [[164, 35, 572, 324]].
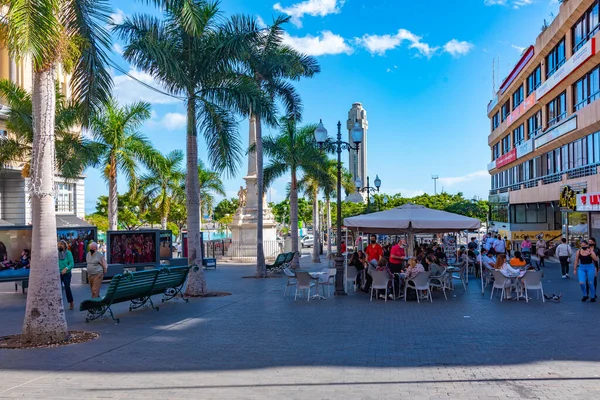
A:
[[108, 156, 118, 231], [290, 168, 300, 268], [22, 67, 68, 344], [255, 113, 266, 277], [161, 216, 167, 230], [311, 188, 320, 263], [183, 99, 207, 296], [326, 197, 332, 259]]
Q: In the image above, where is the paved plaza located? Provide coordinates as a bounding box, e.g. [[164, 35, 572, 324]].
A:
[[1, 256, 600, 399]]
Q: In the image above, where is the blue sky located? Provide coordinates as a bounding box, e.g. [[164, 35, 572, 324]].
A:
[[85, 0, 561, 213]]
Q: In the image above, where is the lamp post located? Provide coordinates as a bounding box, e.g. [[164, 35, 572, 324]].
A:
[[314, 120, 363, 296], [356, 175, 381, 213]]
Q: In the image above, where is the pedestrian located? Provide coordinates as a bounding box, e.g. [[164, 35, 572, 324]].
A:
[[493, 235, 506, 255], [587, 238, 599, 299], [86, 242, 107, 298], [364, 234, 383, 263], [574, 240, 598, 302], [58, 240, 74, 310], [340, 240, 347, 254], [388, 240, 406, 274], [536, 236, 547, 268], [555, 238, 572, 279], [521, 236, 532, 261], [504, 236, 512, 258]]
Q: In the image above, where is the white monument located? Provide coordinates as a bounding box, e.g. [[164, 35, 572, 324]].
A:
[[346, 102, 368, 203], [229, 114, 277, 260]]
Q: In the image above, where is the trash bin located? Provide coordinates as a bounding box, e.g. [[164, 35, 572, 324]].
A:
[[81, 268, 89, 284]]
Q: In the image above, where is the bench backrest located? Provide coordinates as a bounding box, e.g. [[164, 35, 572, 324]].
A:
[[273, 253, 287, 264], [151, 266, 190, 294], [283, 252, 294, 263], [105, 269, 160, 304]]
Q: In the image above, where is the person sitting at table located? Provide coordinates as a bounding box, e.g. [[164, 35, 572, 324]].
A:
[[349, 251, 366, 288], [404, 257, 425, 280], [481, 249, 496, 270], [375, 257, 395, 299], [495, 254, 520, 276], [509, 251, 527, 268], [435, 247, 447, 266], [19, 249, 31, 268], [428, 254, 445, 277]]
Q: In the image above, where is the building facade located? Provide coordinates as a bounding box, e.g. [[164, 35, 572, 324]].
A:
[[487, 0, 600, 246], [0, 46, 86, 226]]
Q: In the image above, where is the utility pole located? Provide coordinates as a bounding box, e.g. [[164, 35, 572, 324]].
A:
[[432, 175, 439, 196]]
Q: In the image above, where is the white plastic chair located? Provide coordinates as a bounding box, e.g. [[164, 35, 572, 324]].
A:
[[490, 270, 514, 302], [452, 262, 468, 290], [346, 265, 359, 292], [521, 270, 544, 302], [405, 271, 432, 303], [429, 270, 448, 300], [283, 268, 297, 298], [294, 272, 314, 301], [318, 268, 336, 298], [370, 270, 395, 302]]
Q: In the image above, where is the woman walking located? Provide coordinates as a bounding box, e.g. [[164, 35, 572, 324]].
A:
[[574, 240, 598, 302], [536, 236, 547, 268], [58, 240, 75, 310], [86, 242, 108, 298]]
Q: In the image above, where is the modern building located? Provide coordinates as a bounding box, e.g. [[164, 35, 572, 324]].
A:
[[0, 48, 87, 226], [347, 102, 368, 189]]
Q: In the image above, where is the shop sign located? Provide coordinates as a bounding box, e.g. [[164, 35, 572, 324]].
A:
[[576, 192, 600, 211], [496, 148, 517, 168], [536, 38, 595, 100], [489, 192, 509, 203], [516, 138, 534, 158], [560, 185, 586, 211], [512, 231, 562, 241], [506, 92, 536, 125], [534, 116, 577, 149], [488, 159, 496, 171]]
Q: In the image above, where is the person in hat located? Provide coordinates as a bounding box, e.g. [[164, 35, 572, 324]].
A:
[[58, 240, 75, 310]]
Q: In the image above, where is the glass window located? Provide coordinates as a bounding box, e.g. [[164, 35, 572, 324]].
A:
[[547, 91, 567, 127], [512, 85, 524, 109], [513, 124, 525, 146], [492, 112, 500, 131], [573, 1, 600, 53], [562, 144, 569, 171], [527, 65, 542, 96], [546, 38, 566, 78], [502, 135, 511, 154], [514, 205, 527, 223], [501, 100, 510, 122], [573, 65, 600, 111], [493, 143, 500, 160], [55, 183, 75, 213], [547, 151, 555, 174], [527, 111, 542, 138]]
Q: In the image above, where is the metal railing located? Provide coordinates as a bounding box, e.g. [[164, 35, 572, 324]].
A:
[[206, 240, 283, 263], [568, 164, 598, 179], [542, 172, 563, 184]]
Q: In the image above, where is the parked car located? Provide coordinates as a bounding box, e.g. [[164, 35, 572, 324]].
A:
[[301, 235, 314, 248]]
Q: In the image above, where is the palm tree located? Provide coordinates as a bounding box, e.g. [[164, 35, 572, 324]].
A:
[[198, 159, 226, 227], [115, 0, 273, 296], [240, 15, 320, 277], [263, 117, 323, 268], [0, 80, 101, 179], [140, 150, 186, 229], [2, 0, 113, 344], [90, 99, 157, 231]]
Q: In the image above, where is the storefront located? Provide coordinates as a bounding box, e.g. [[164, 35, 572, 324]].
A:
[[561, 184, 588, 246], [576, 191, 600, 243]]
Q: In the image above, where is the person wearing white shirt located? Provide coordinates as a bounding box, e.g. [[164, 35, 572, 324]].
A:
[[484, 235, 495, 252], [494, 254, 521, 299], [493, 236, 506, 254], [555, 238, 572, 279], [481, 249, 496, 271]]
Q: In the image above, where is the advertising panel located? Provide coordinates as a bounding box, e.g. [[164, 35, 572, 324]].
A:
[[506, 92, 536, 125], [496, 148, 517, 168], [107, 230, 160, 266], [516, 138, 534, 158], [534, 117, 577, 149], [488, 159, 497, 171], [512, 231, 561, 241], [577, 192, 600, 212]]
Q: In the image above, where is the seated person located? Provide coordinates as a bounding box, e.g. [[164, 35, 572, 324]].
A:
[[427, 254, 445, 277], [404, 257, 425, 280], [19, 249, 31, 268], [481, 249, 496, 270], [435, 248, 447, 265], [494, 254, 520, 276], [509, 251, 527, 268], [376, 257, 393, 279]]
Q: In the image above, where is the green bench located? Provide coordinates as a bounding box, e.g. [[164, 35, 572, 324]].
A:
[[266, 251, 297, 273], [79, 266, 190, 324]]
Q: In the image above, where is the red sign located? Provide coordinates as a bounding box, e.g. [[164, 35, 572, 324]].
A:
[[506, 92, 536, 125], [496, 148, 517, 168], [499, 46, 534, 95]]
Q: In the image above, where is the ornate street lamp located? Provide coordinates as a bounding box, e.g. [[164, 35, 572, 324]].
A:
[[314, 120, 362, 295], [357, 175, 382, 213]]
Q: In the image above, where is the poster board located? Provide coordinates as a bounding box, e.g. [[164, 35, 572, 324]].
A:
[[57, 227, 97, 266], [106, 230, 160, 267], [0, 226, 32, 262], [159, 230, 173, 260], [444, 235, 457, 264]]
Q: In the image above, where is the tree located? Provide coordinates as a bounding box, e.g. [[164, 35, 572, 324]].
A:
[[240, 15, 320, 277], [116, 0, 273, 296], [85, 214, 108, 232], [2, 0, 113, 344], [93, 191, 153, 230], [90, 99, 156, 231], [140, 150, 185, 229], [263, 117, 323, 268], [322, 161, 354, 258], [0, 80, 101, 178], [197, 159, 226, 226], [213, 198, 239, 221]]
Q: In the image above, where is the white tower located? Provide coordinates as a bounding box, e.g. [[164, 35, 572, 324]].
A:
[[347, 102, 368, 189]]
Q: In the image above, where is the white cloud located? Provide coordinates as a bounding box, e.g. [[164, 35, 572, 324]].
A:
[[443, 39, 474, 57], [484, 0, 533, 8], [256, 16, 267, 29], [112, 43, 123, 55], [273, 0, 344, 27], [386, 68, 392, 72], [160, 113, 187, 130], [112, 68, 180, 105], [438, 170, 489, 187], [484, 0, 506, 5], [386, 188, 426, 198], [282, 31, 353, 56], [355, 29, 438, 57], [511, 44, 526, 53], [110, 9, 126, 25]]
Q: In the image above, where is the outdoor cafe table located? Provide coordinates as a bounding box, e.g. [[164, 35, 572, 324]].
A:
[[295, 270, 327, 300]]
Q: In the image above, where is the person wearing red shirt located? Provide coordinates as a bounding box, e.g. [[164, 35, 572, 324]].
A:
[[364, 235, 383, 262], [388, 240, 406, 273], [340, 240, 347, 254]]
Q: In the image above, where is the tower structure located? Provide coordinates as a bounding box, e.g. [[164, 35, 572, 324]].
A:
[[346, 103, 368, 202]]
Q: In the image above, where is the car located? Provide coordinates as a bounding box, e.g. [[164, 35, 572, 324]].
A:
[[301, 235, 314, 248]]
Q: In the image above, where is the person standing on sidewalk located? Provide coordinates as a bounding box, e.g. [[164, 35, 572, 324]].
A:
[[536, 237, 547, 268], [556, 238, 572, 279], [587, 238, 600, 299], [574, 240, 598, 302], [86, 242, 107, 298], [364, 235, 383, 263], [58, 240, 74, 310]]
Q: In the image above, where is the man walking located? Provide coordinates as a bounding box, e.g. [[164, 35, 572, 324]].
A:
[[556, 238, 572, 279]]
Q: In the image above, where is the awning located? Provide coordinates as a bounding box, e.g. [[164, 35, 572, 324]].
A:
[[56, 214, 94, 228]]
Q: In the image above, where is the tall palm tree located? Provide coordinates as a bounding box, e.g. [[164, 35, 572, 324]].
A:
[[197, 160, 226, 225], [298, 168, 330, 264], [115, 0, 273, 296], [2, 0, 113, 344], [0, 80, 101, 179], [90, 99, 157, 231], [240, 15, 320, 277], [263, 117, 323, 268], [140, 150, 186, 229]]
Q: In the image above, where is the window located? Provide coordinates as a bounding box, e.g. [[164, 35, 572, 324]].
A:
[[573, 65, 600, 111], [491, 204, 509, 223], [55, 183, 75, 213], [573, 1, 600, 53], [501, 100, 510, 122], [546, 38, 566, 78], [492, 112, 500, 131], [512, 85, 524, 109], [492, 143, 500, 160], [502, 135, 511, 154], [511, 204, 547, 224], [513, 124, 525, 146], [0, 130, 7, 139], [547, 91, 567, 127], [527, 65, 542, 96], [527, 111, 542, 138]]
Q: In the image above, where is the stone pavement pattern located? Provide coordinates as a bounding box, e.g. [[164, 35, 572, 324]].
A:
[[1, 257, 600, 399]]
